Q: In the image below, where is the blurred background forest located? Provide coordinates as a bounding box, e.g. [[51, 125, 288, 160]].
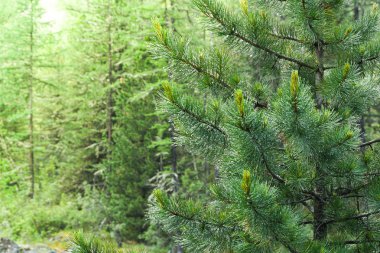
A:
[[0, 0, 378, 252]]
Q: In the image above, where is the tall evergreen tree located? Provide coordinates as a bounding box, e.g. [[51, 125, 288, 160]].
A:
[[0, 0, 52, 198], [150, 0, 380, 252]]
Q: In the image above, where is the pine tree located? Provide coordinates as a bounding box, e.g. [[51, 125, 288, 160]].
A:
[[150, 0, 380, 252]]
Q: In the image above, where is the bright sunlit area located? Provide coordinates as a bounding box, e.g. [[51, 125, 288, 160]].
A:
[[40, 0, 66, 31], [0, 1, 380, 253]]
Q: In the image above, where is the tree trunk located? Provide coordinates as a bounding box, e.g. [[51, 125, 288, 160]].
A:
[[354, 0, 359, 21], [353, 1, 366, 152], [313, 42, 327, 240], [169, 119, 179, 192], [28, 0, 35, 199], [106, 0, 114, 162]]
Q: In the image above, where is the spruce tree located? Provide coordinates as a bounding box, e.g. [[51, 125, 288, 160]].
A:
[[150, 0, 380, 252]]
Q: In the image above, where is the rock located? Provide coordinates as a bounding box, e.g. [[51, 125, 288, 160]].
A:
[[22, 245, 57, 253], [0, 238, 21, 253], [0, 239, 59, 253]]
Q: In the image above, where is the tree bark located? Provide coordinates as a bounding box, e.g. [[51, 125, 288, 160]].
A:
[[28, 0, 35, 199], [106, 0, 114, 164], [313, 42, 327, 240], [353, 1, 366, 152]]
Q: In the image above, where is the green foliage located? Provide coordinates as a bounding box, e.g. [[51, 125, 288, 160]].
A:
[[150, 0, 380, 252], [71, 233, 118, 253], [0, 0, 378, 251], [0, 182, 103, 241], [70, 233, 165, 253]]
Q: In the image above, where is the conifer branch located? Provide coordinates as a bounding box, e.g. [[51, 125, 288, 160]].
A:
[[323, 209, 380, 225], [360, 55, 380, 63], [335, 180, 375, 196], [300, 1, 325, 45], [287, 198, 313, 213], [165, 207, 238, 232], [359, 138, 380, 148], [194, 0, 316, 70], [179, 57, 232, 90], [232, 32, 315, 70], [237, 122, 285, 184], [326, 55, 380, 70], [167, 95, 228, 146], [153, 190, 239, 238], [301, 190, 324, 203], [343, 239, 380, 245], [237, 111, 316, 216], [153, 19, 236, 93], [268, 32, 305, 44], [245, 198, 300, 253], [323, 65, 336, 70], [299, 207, 379, 228], [262, 154, 285, 184], [233, 92, 282, 183]]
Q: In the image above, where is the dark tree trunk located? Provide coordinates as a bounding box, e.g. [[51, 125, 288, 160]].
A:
[[313, 42, 327, 240]]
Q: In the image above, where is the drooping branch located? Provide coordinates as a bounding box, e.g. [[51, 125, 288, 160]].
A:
[[343, 239, 380, 245], [268, 32, 306, 44], [323, 209, 380, 226], [359, 138, 380, 148], [326, 55, 380, 71]]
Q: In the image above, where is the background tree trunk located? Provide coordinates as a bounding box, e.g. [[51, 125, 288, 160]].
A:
[[28, 0, 35, 199]]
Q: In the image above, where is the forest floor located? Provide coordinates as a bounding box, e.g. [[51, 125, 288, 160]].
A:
[[0, 232, 165, 253]]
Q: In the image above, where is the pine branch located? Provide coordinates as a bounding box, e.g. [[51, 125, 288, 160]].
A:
[[194, 0, 316, 70], [343, 239, 380, 245], [360, 55, 380, 63], [165, 205, 237, 232], [236, 119, 284, 184], [70, 233, 117, 253], [300, 0, 325, 45], [177, 56, 232, 90], [268, 32, 306, 44], [151, 191, 259, 251], [234, 107, 317, 216], [233, 32, 315, 69], [153, 20, 239, 94], [334, 179, 375, 197], [301, 190, 324, 203], [359, 138, 380, 148], [170, 99, 227, 141], [325, 55, 380, 70], [323, 209, 380, 226], [245, 197, 300, 253], [160, 84, 229, 160]]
